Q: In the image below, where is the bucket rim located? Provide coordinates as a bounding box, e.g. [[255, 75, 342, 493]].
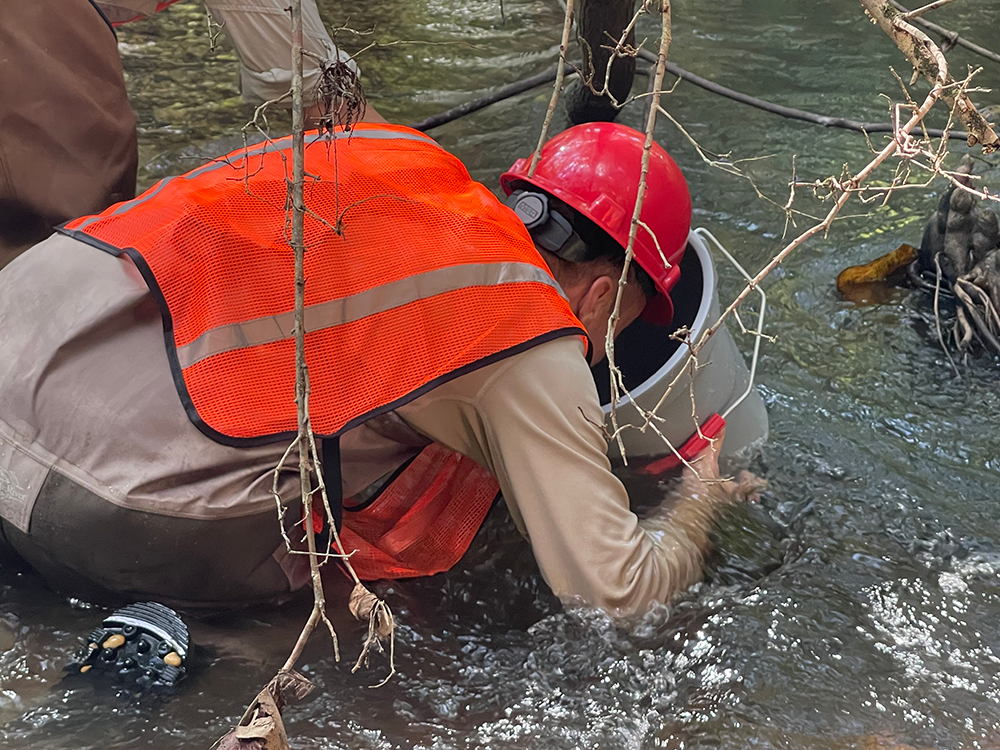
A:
[[601, 228, 715, 414]]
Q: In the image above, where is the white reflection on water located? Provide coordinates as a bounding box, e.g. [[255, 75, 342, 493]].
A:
[[863, 561, 1000, 736]]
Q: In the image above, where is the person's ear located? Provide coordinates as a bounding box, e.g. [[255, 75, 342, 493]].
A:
[[575, 274, 616, 333]]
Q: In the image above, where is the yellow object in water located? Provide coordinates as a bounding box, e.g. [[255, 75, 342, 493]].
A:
[[163, 651, 182, 667], [837, 244, 918, 291], [102, 634, 125, 649]]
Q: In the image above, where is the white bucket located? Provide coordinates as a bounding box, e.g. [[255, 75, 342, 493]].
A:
[[592, 228, 768, 463]]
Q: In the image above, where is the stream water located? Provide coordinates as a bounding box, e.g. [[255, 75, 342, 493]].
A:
[[3, 0, 1000, 747]]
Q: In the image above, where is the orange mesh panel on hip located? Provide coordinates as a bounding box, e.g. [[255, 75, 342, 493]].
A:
[[338, 443, 500, 580]]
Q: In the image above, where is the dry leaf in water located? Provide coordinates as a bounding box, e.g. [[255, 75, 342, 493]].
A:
[[837, 244, 918, 303]]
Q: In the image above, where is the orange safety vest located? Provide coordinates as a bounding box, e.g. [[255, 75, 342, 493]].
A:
[[59, 123, 586, 579]]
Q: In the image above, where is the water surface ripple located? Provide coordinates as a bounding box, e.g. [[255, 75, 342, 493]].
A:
[[3, 0, 1000, 747]]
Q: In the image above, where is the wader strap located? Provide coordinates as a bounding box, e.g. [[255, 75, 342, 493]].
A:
[[86, 0, 118, 39], [321, 436, 343, 533]]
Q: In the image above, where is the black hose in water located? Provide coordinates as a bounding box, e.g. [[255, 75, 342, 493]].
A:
[[410, 63, 575, 132], [409, 51, 973, 143]]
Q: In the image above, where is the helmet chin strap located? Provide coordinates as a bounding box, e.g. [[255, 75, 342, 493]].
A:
[[505, 190, 590, 263]]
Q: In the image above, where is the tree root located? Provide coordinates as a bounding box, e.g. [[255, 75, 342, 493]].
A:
[[919, 155, 1000, 365], [954, 278, 1000, 355]]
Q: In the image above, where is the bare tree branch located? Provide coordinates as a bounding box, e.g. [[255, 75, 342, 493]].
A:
[[641, 8, 966, 428], [859, 0, 998, 151], [889, 0, 1000, 63]]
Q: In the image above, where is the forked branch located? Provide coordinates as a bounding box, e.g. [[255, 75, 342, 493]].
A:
[[859, 0, 998, 151]]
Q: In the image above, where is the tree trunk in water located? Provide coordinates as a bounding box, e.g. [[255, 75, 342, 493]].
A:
[[565, 0, 637, 124]]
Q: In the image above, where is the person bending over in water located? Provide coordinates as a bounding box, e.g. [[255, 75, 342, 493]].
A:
[[0, 102, 759, 617]]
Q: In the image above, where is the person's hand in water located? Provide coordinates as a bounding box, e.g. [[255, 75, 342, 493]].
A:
[[637, 427, 768, 602], [680, 426, 767, 506]]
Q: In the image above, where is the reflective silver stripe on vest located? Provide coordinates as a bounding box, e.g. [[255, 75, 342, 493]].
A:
[[175, 262, 565, 369], [72, 128, 439, 232]]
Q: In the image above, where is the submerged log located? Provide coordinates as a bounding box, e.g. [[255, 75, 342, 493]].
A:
[[565, 0, 638, 123]]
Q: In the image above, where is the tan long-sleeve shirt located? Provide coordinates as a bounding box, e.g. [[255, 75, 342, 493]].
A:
[[98, 0, 357, 106], [0, 234, 708, 615]]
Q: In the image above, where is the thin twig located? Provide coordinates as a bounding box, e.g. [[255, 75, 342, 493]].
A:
[[580, 0, 654, 109], [604, 0, 672, 464], [902, 0, 958, 20], [528, 0, 575, 176], [643, 13, 954, 427], [889, 0, 1000, 64], [279, 0, 341, 674]]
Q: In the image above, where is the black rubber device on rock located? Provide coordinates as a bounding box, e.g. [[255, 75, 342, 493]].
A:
[[72, 602, 190, 687]]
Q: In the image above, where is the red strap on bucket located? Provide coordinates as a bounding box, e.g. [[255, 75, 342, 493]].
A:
[[639, 413, 726, 476]]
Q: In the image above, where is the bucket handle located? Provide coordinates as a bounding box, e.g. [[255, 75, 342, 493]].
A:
[[692, 227, 767, 420]]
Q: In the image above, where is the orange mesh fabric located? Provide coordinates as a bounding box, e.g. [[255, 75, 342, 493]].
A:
[[64, 123, 585, 443], [339, 443, 500, 580]]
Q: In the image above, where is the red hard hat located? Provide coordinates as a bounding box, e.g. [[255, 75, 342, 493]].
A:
[[500, 123, 691, 325]]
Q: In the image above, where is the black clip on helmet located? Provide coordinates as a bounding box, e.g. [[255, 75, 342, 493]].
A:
[[71, 601, 190, 687], [505, 190, 590, 263]]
